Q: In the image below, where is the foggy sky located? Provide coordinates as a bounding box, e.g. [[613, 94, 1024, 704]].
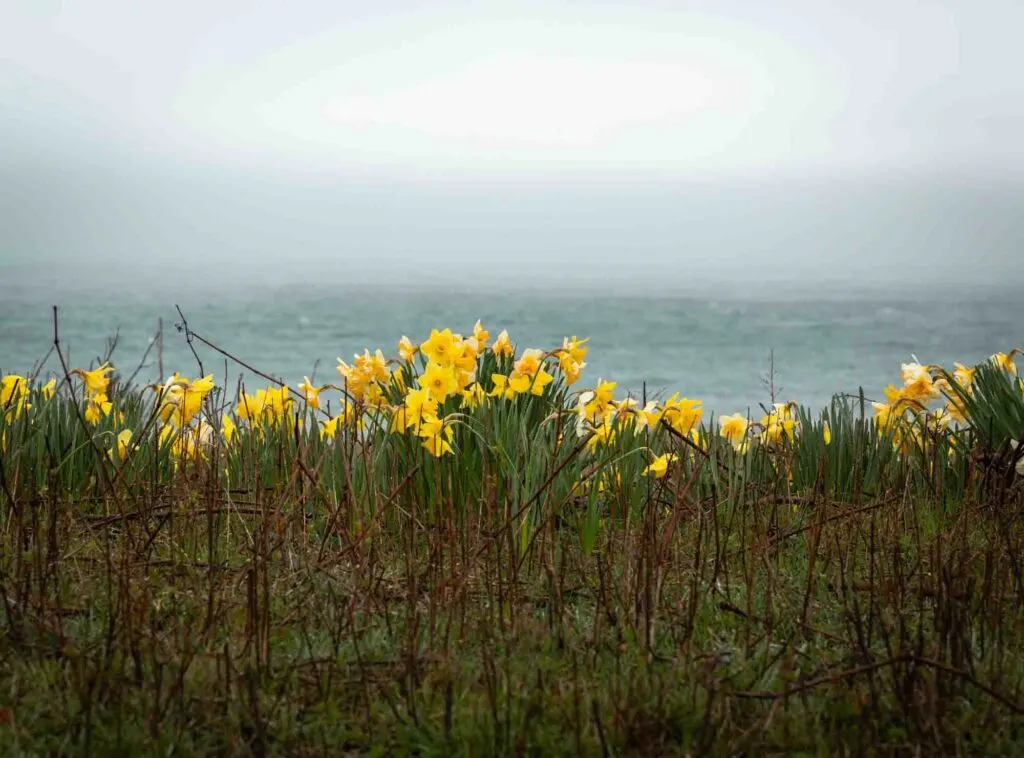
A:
[[2, 1, 1023, 287]]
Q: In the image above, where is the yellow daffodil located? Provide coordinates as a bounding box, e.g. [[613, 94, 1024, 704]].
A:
[[514, 349, 543, 377], [575, 391, 596, 427], [520, 367, 554, 396], [872, 402, 901, 433], [337, 349, 388, 400], [453, 341, 479, 373], [900, 361, 938, 403], [561, 336, 589, 365], [488, 373, 525, 401], [418, 362, 459, 402], [298, 377, 321, 409], [560, 357, 585, 385], [952, 362, 975, 390], [761, 416, 797, 444], [491, 330, 514, 358], [160, 421, 213, 462], [336, 359, 368, 400], [391, 388, 438, 434], [637, 401, 661, 430], [40, 378, 56, 400], [391, 366, 407, 393], [461, 383, 487, 410], [398, 336, 418, 362], [112, 429, 132, 461], [235, 386, 293, 426], [157, 373, 214, 427], [757, 402, 799, 443], [882, 384, 904, 405], [356, 349, 391, 383], [235, 390, 266, 422], [662, 394, 703, 437], [576, 382, 616, 428], [585, 414, 616, 452], [719, 413, 748, 449], [364, 382, 388, 409], [421, 329, 459, 367], [771, 402, 799, 422], [823, 421, 832, 445], [593, 380, 616, 407], [1, 374, 29, 416], [992, 351, 1017, 375], [84, 393, 113, 425], [614, 398, 639, 426], [222, 414, 236, 442], [190, 374, 215, 394], [418, 415, 454, 457], [643, 451, 678, 479], [472, 320, 489, 349], [945, 399, 968, 425], [509, 373, 532, 394], [73, 362, 114, 398]]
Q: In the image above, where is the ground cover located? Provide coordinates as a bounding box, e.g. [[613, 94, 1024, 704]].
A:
[[0, 314, 1022, 755]]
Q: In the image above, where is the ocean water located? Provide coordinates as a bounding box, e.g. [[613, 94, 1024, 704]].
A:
[[0, 277, 1018, 418]]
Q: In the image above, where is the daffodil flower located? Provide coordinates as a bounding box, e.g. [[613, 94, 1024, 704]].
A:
[[397, 336, 419, 362], [1, 375, 29, 417], [489, 373, 527, 401], [662, 394, 703, 437], [991, 352, 1017, 375], [514, 349, 543, 377], [899, 362, 939, 403], [719, 413, 748, 450], [391, 388, 438, 434], [952, 362, 976, 390], [221, 414, 236, 443], [417, 415, 454, 457], [491, 330, 514, 358], [297, 377, 322, 409], [472, 320, 489, 349], [112, 429, 132, 461], [643, 452, 678, 479], [460, 383, 486, 410], [418, 362, 459, 402], [84, 394, 114, 425], [73, 362, 114, 398], [421, 329, 459, 367], [561, 336, 589, 365]]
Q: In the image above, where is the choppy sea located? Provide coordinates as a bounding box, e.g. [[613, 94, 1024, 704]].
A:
[[0, 276, 1019, 418]]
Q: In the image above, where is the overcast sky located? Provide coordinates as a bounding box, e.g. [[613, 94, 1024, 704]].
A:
[[3, 0, 1023, 173], [2, 1, 1023, 287]]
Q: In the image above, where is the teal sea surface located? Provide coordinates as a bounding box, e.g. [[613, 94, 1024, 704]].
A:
[[0, 278, 1019, 418]]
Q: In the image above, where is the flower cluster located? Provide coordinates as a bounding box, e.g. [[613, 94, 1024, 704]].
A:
[[72, 362, 118, 425], [869, 351, 1022, 453], [2, 332, 1020, 482]]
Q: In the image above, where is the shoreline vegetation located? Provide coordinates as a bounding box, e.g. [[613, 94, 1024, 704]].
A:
[[0, 309, 1022, 755]]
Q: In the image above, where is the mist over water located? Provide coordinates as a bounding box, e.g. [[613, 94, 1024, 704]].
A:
[[4, 159, 1024, 287]]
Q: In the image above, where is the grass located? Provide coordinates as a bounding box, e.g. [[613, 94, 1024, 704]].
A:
[[0, 315, 1022, 755]]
